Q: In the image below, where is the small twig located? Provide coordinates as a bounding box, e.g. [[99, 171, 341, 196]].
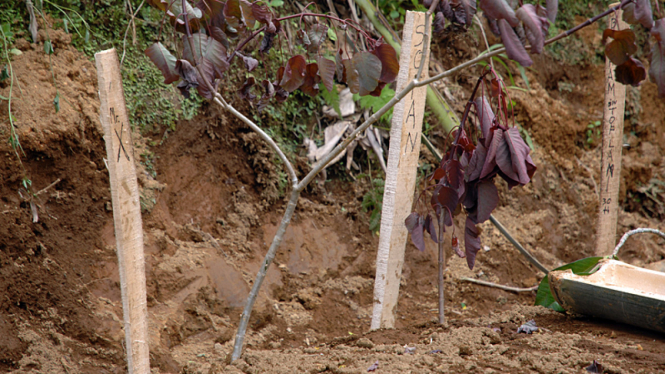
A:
[[474, 15, 494, 71], [460, 277, 538, 292], [613, 228, 665, 257], [120, 0, 146, 66], [35, 178, 61, 196]]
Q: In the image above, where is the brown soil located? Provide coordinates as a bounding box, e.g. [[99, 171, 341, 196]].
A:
[[2, 19, 665, 374]]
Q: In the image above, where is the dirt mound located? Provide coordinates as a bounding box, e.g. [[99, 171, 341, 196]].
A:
[[0, 31, 124, 371]]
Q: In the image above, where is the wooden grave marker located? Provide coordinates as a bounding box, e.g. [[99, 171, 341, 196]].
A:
[[95, 49, 150, 373], [595, 5, 627, 256], [371, 11, 431, 330]]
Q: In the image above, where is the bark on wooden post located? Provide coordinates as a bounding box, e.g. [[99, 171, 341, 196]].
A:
[[595, 5, 627, 256], [371, 11, 431, 330], [95, 49, 150, 373]]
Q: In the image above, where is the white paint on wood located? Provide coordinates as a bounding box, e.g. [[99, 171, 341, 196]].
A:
[[371, 11, 430, 330], [596, 6, 627, 256], [95, 49, 150, 373]]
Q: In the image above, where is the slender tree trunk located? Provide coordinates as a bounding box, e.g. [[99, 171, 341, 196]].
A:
[[231, 189, 300, 361]]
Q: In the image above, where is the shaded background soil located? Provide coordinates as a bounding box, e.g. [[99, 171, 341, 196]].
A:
[[1, 13, 665, 374]]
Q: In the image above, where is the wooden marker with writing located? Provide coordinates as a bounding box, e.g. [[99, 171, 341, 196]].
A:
[[95, 49, 150, 373], [371, 11, 430, 330], [596, 5, 627, 256]]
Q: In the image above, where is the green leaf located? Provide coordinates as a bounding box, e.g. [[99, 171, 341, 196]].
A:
[[390, 10, 399, 19], [63, 19, 69, 33], [84, 28, 90, 44], [54, 92, 60, 113], [44, 40, 54, 55], [327, 27, 337, 41], [517, 65, 530, 90], [353, 86, 395, 124], [319, 84, 341, 118], [9, 49, 21, 56], [269, 0, 283, 7], [534, 257, 604, 312]]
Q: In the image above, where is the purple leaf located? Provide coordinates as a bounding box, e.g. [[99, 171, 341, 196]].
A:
[[480, 128, 504, 180], [405, 212, 426, 252], [259, 31, 276, 53], [237, 77, 256, 101], [175, 59, 199, 98], [603, 29, 637, 66], [280, 55, 307, 92], [652, 18, 665, 44], [182, 32, 213, 65], [498, 19, 533, 67], [517, 319, 539, 334], [623, 3, 638, 25], [300, 63, 321, 97], [436, 185, 459, 218], [434, 12, 446, 33], [307, 24, 328, 53], [615, 56, 647, 86], [479, 0, 519, 27], [504, 127, 536, 185], [352, 52, 382, 96], [237, 52, 259, 72], [367, 360, 379, 372], [545, 0, 557, 23], [239, 0, 255, 28], [477, 180, 498, 223], [445, 160, 464, 190], [516, 4, 548, 54], [424, 214, 439, 243], [317, 56, 336, 92], [371, 42, 400, 84], [203, 37, 229, 79], [145, 42, 179, 84], [485, 13, 501, 36], [257, 79, 275, 112], [467, 141, 487, 182], [343, 58, 360, 93], [464, 217, 481, 269], [634, 0, 654, 29], [586, 360, 604, 373], [474, 96, 494, 141]]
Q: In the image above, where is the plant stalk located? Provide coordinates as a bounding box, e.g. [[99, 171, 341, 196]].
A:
[[438, 209, 445, 325]]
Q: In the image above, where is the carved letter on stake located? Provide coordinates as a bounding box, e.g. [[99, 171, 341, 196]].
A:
[[95, 49, 150, 373], [596, 5, 627, 256], [371, 11, 430, 330]]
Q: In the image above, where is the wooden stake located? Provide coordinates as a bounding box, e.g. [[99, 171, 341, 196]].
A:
[[371, 11, 430, 330], [596, 5, 627, 256], [95, 49, 150, 373]]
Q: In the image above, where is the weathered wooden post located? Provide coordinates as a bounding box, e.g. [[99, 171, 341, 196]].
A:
[[371, 11, 431, 330], [595, 5, 627, 256], [95, 49, 150, 373]]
